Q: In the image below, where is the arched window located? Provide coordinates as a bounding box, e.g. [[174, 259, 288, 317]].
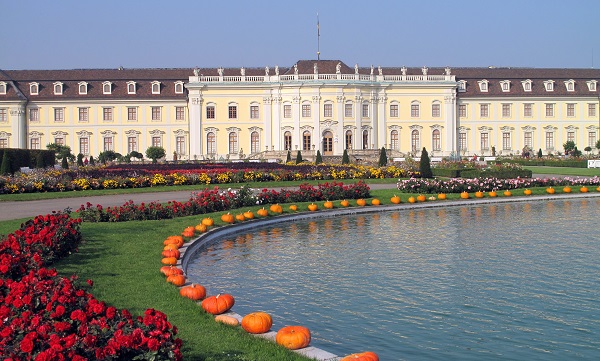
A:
[[207, 132, 216, 154], [345, 130, 353, 150], [302, 131, 311, 151], [411, 130, 420, 153], [432, 129, 441, 151], [284, 131, 292, 151], [362, 130, 369, 150], [229, 132, 238, 154], [390, 130, 399, 150], [251, 131, 260, 153]]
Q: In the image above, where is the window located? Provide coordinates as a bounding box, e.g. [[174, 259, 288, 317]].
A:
[[502, 132, 511, 150], [303, 131, 311, 150], [251, 131, 259, 153], [30, 83, 39, 95], [545, 132, 554, 149], [480, 133, 489, 151], [390, 104, 399, 117], [524, 132, 533, 149], [323, 103, 332, 117], [29, 108, 39, 122], [588, 132, 597, 148], [0, 138, 7, 148], [228, 105, 237, 119], [206, 106, 215, 119], [151, 81, 161, 94], [458, 132, 467, 152], [228, 132, 238, 154], [78, 108, 88, 122], [207, 132, 216, 154], [502, 104, 511, 118], [176, 136, 186, 155], [284, 105, 292, 118], [54, 137, 64, 145], [567, 132, 575, 143], [78, 82, 87, 95], [411, 103, 419, 118], [250, 105, 259, 119], [30, 137, 40, 150], [174, 81, 184, 94], [459, 104, 467, 118], [432, 129, 441, 151], [176, 107, 185, 121], [152, 136, 161, 147], [544, 80, 554, 92], [564, 80, 575, 92], [432, 103, 440, 117], [103, 137, 113, 151], [103, 108, 113, 121], [524, 103, 532, 117], [500, 80, 510, 92], [151, 107, 161, 121], [127, 82, 136, 94], [390, 130, 398, 150], [302, 104, 311, 118], [53, 82, 63, 95], [587, 80, 597, 92], [0, 109, 7, 122], [0, 82, 5, 95], [522, 79, 532, 92], [362, 103, 369, 118], [284, 131, 292, 151], [478, 80, 489, 92], [567, 104, 575, 117], [411, 130, 419, 152], [344, 103, 353, 117], [586, 103, 597, 118], [458, 80, 466, 92], [128, 107, 137, 121], [545, 103, 554, 117], [480, 104, 489, 118], [54, 108, 64, 122], [103, 82, 112, 94], [363, 130, 369, 150], [79, 137, 89, 155], [127, 136, 137, 153], [346, 130, 353, 150]]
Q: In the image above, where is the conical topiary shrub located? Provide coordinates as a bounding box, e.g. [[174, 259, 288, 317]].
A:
[[419, 147, 433, 178], [0, 151, 11, 175], [342, 149, 350, 164], [378, 147, 388, 167], [315, 150, 323, 164], [296, 150, 303, 164]]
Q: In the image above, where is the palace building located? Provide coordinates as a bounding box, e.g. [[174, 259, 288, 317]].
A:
[[1, 60, 599, 161]]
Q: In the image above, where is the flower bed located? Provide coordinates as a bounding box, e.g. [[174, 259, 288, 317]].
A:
[[0, 213, 182, 360]]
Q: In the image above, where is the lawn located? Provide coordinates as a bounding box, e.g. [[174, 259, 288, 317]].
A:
[[525, 166, 600, 177]]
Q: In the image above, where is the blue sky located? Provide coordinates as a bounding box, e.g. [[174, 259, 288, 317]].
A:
[[2, 0, 600, 70]]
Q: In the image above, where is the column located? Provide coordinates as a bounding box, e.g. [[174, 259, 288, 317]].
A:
[[312, 94, 321, 152], [444, 91, 457, 157], [12, 102, 27, 148], [188, 93, 203, 158], [272, 96, 281, 150], [263, 97, 272, 150], [336, 94, 345, 152]]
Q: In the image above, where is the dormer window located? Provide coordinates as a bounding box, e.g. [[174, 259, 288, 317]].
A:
[[53, 82, 63, 95], [30, 82, 39, 95], [0, 82, 6, 95], [127, 81, 136, 94], [102, 81, 112, 94], [174, 81, 184, 94], [521, 79, 532, 92], [151, 81, 161, 94], [78, 82, 88, 95], [457, 80, 467, 92], [478, 80, 489, 92], [564, 79, 575, 92], [500, 80, 511, 92], [587, 80, 598, 91], [544, 80, 555, 92]]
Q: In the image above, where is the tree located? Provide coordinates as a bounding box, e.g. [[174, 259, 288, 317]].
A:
[[47, 143, 74, 163], [0, 151, 11, 175], [295, 150, 303, 164], [378, 147, 388, 167], [98, 150, 119, 164], [563, 140, 576, 156], [35, 153, 45, 169], [419, 147, 433, 178], [342, 149, 350, 164], [61, 156, 69, 169], [286, 151, 291, 163], [129, 151, 143, 162], [315, 150, 323, 164], [596, 139, 600, 154], [571, 147, 582, 157], [584, 146, 592, 154], [146, 146, 166, 164], [76, 153, 84, 167]]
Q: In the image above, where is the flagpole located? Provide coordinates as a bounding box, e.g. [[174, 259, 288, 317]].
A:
[[317, 13, 320, 61]]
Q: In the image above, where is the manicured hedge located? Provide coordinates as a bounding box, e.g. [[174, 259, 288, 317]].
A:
[[0, 148, 55, 173], [460, 168, 533, 179], [504, 159, 588, 168]]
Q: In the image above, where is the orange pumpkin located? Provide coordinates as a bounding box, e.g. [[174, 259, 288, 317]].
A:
[[289, 204, 298, 211], [164, 236, 184, 248], [164, 243, 179, 251], [308, 203, 318, 211], [580, 186, 589, 193], [195, 223, 208, 233], [241, 312, 273, 334], [160, 265, 183, 277], [356, 199, 367, 206], [416, 194, 426, 202], [475, 191, 484, 198], [546, 187, 555, 194], [596, 186, 600, 192], [371, 198, 381, 206], [488, 191, 497, 197], [503, 190, 512, 197], [243, 210, 255, 219], [221, 213, 235, 224], [166, 274, 186, 286], [182, 226, 195, 237], [201, 217, 214, 227], [161, 257, 178, 265], [563, 186, 572, 193], [270, 204, 283, 213], [407, 196, 416, 203], [323, 201, 334, 209], [235, 213, 246, 222], [340, 199, 350, 207], [390, 195, 401, 204], [524, 189, 532, 196], [215, 314, 239, 326], [275, 325, 311, 350], [201, 293, 235, 315], [437, 193, 447, 200], [162, 249, 180, 259], [340, 351, 380, 361], [179, 284, 206, 300], [460, 191, 469, 199], [257, 208, 269, 217]]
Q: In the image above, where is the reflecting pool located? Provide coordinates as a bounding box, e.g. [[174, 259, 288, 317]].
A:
[[186, 199, 600, 360]]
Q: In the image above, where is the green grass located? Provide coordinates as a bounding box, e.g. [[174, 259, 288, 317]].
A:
[[525, 166, 600, 177]]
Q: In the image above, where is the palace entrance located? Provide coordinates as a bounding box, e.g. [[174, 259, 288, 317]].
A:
[[322, 131, 333, 156]]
